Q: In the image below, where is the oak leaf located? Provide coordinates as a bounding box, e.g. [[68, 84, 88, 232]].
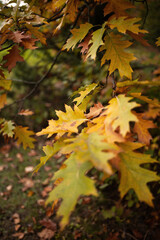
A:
[[0, 120, 15, 137], [25, 24, 46, 45], [156, 37, 160, 46], [46, 154, 98, 229], [104, 0, 134, 18], [100, 33, 136, 79], [21, 37, 38, 49], [86, 23, 106, 60], [8, 31, 24, 43], [0, 94, 7, 109], [73, 83, 98, 106], [0, 78, 12, 90], [103, 94, 139, 137], [86, 102, 104, 119], [133, 113, 156, 145], [37, 105, 87, 139], [34, 141, 65, 173], [63, 23, 93, 51], [3, 45, 24, 72], [119, 143, 160, 206], [108, 17, 147, 34], [61, 132, 119, 175], [14, 126, 35, 149]]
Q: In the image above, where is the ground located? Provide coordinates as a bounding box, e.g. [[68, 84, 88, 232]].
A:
[[0, 140, 160, 240]]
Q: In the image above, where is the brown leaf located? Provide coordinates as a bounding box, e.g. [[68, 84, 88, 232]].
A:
[[12, 232, 25, 239], [16, 153, 24, 162], [39, 219, 57, 231], [21, 37, 38, 49], [28, 150, 37, 156], [6, 184, 12, 191], [19, 178, 34, 191], [78, 32, 92, 59], [18, 109, 34, 116], [37, 199, 45, 206], [37, 228, 55, 240], [104, 0, 134, 18], [3, 45, 24, 72], [15, 224, 21, 231], [8, 31, 25, 43], [133, 113, 156, 145], [0, 165, 5, 171], [25, 166, 34, 173]]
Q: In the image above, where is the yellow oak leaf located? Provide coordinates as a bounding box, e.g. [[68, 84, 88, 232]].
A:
[[0, 120, 15, 137], [156, 37, 160, 46], [103, 94, 139, 137], [63, 23, 93, 51], [86, 22, 106, 60], [119, 143, 160, 206], [73, 83, 98, 106], [61, 132, 119, 175], [0, 77, 12, 90], [100, 32, 136, 79], [34, 140, 65, 173], [108, 17, 148, 34], [133, 113, 156, 145], [37, 105, 87, 139], [46, 154, 98, 230], [14, 126, 35, 149]]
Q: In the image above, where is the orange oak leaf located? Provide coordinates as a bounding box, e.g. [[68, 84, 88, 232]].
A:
[[86, 102, 104, 119], [133, 113, 156, 145], [0, 94, 7, 109], [3, 45, 24, 72], [142, 104, 160, 119], [104, 0, 134, 18]]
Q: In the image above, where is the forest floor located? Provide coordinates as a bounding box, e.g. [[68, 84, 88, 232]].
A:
[[0, 141, 160, 240]]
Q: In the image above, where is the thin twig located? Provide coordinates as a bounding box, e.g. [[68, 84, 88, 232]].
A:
[[0, 43, 14, 52]]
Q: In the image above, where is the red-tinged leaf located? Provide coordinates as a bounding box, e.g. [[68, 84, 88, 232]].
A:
[[21, 37, 38, 49], [8, 31, 25, 43], [3, 46, 24, 72], [78, 33, 92, 60], [127, 31, 151, 47]]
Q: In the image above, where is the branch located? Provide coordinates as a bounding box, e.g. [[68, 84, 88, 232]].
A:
[[117, 80, 160, 88]]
